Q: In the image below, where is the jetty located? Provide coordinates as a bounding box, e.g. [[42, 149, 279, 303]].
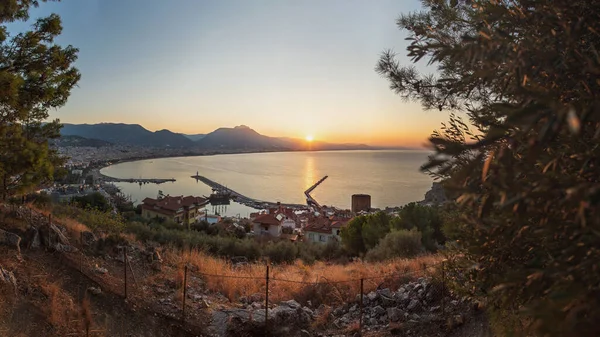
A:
[[191, 174, 306, 210], [305, 175, 328, 210]]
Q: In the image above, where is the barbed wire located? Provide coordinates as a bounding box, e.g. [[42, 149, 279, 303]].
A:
[[188, 260, 444, 285]]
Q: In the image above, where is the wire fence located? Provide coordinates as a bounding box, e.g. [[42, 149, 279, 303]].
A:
[[11, 206, 455, 336]]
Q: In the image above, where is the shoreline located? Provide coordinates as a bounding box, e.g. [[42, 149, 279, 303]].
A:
[[94, 148, 428, 175]]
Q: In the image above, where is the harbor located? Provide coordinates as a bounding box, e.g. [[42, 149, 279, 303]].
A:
[[191, 173, 307, 210]]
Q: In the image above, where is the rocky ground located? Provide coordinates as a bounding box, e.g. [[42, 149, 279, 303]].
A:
[[1, 205, 493, 336]]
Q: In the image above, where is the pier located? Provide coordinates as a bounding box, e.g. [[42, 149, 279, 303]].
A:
[[191, 174, 306, 210]]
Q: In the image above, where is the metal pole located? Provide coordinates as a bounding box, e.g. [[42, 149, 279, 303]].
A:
[[80, 231, 84, 272], [360, 278, 364, 332], [182, 265, 188, 322], [441, 261, 445, 316], [265, 264, 269, 336], [123, 248, 127, 299]]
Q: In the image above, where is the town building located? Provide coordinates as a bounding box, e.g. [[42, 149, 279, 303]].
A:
[[252, 213, 282, 237], [351, 194, 371, 213], [141, 195, 209, 225], [304, 217, 351, 244]]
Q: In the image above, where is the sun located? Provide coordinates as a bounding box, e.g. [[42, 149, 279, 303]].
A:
[[305, 134, 314, 142]]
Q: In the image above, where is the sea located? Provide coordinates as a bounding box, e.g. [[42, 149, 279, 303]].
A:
[[100, 150, 433, 218]]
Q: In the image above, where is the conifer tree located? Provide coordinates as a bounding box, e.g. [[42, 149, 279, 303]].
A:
[[0, 0, 80, 199], [378, 1, 600, 335]]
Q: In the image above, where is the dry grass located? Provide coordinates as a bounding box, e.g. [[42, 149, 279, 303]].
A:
[[167, 248, 442, 305], [41, 282, 77, 328], [29, 204, 90, 242], [346, 320, 361, 334], [312, 306, 333, 329]]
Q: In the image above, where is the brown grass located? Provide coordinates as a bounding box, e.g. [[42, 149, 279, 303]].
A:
[[167, 248, 442, 305], [312, 306, 332, 329], [29, 204, 90, 242], [41, 282, 76, 328]]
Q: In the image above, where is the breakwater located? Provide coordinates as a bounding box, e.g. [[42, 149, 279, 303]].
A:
[[191, 175, 306, 210]]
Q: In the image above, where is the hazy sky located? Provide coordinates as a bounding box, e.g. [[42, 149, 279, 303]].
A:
[[15, 0, 446, 147]]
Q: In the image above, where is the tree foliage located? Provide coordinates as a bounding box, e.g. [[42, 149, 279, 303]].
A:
[[378, 1, 600, 336], [392, 202, 444, 250], [0, 0, 80, 199]]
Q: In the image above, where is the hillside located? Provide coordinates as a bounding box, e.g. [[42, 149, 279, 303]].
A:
[[195, 125, 293, 150], [0, 203, 491, 337], [59, 123, 377, 151], [50, 135, 112, 148], [61, 123, 195, 148], [182, 133, 206, 141]]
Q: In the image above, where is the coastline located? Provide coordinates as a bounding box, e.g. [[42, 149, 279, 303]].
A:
[[94, 148, 426, 177]]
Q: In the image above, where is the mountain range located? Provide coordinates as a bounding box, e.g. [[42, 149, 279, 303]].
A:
[[59, 123, 388, 151]]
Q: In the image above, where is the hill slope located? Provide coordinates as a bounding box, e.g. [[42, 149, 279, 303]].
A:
[[61, 123, 194, 148]]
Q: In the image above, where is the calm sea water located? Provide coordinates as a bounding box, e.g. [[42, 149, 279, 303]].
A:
[[100, 150, 433, 218]]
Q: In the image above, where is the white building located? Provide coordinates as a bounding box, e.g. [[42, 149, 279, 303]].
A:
[[304, 218, 350, 244], [252, 214, 282, 237]]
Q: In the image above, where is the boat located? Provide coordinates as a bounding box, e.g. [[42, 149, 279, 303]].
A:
[[204, 187, 231, 205]]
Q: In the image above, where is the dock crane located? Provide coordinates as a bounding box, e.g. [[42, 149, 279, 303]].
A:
[[305, 175, 328, 210]]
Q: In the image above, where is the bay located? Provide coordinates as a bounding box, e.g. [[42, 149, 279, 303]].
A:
[[100, 150, 433, 218]]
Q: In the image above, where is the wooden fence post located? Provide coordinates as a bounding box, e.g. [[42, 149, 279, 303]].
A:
[[265, 263, 270, 336], [123, 248, 127, 299], [182, 264, 188, 322], [359, 278, 364, 332]]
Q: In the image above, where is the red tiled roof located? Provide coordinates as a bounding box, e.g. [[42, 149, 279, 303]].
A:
[[142, 195, 207, 214], [253, 214, 281, 226]]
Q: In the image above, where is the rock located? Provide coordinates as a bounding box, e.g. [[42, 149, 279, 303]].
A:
[[372, 305, 386, 317], [450, 300, 459, 306], [151, 260, 162, 271], [199, 299, 210, 308], [407, 299, 420, 312], [333, 307, 344, 317], [93, 265, 108, 274], [280, 299, 301, 309], [381, 295, 396, 307], [251, 302, 263, 309], [87, 287, 102, 295], [0, 266, 17, 288], [50, 223, 69, 245], [389, 308, 404, 322], [349, 304, 357, 313], [55, 243, 79, 253], [302, 306, 314, 317], [367, 291, 379, 302], [0, 229, 22, 253], [410, 313, 421, 321], [379, 288, 393, 298], [430, 305, 441, 313], [397, 286, 406, 294], [300, 329, 311, 337], [379, 315, 388, 324], [249, 293, 263, 303], [239, 296, 248, 304], [369, 317, 378, 326], [26, 226, 40, 249], [81, 231, 97, 246], [306, 300, 312, 308]]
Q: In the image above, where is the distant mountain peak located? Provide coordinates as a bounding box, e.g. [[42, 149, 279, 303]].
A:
[[234, 125, 251, 130]]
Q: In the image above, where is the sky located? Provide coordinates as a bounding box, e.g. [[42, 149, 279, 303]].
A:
[[12, 0, 447, 147]]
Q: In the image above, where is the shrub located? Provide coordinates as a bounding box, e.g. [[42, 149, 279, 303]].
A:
[[264, 241, 298, 264], [365, 229, 422, 262]]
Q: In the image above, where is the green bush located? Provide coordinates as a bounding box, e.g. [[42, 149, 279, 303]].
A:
[[365, 229, 423, 262]]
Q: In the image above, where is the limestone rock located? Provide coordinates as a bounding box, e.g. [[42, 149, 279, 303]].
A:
[[0, 229, 21, 253], [81, 231, 97, 246], [87, 287, 102, 295], [0, 266, 17, 288]]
